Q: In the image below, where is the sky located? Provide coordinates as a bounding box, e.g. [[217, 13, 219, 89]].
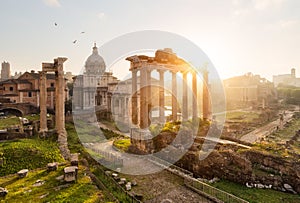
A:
[[0, 0, 300, 81]]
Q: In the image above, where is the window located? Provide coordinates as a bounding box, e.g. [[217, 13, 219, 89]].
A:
[[9, 87, 13, 91], [28, 92, 32, 97], [51, 83, 54, 87], [3, 87, 5, 91]]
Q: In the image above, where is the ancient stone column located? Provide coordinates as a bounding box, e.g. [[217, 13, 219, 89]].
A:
[[39, 71, 48, 133], [203, 69, 209, 120], [131, 70, 138, 125], [140, 68, 148, 129], [172, 71, 177, 121], [146, 69, 152, 123], [182, 71, 188, 121], [158, 69, 165, 123], [55, 58, 67, 134], [192, 71, 198, 121]]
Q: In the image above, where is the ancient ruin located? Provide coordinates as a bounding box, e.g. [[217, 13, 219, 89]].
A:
[[39, 57, 70, 159]]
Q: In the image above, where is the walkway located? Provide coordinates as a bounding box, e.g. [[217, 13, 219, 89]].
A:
[[240, 110, 294, 143]]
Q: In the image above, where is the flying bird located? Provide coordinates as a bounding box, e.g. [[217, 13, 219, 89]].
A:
[[73, 40, 77, 44], [54, 22, 58, 26], [80, 31, 85, 34]]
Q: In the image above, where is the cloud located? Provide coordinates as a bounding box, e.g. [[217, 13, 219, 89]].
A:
[[43, 0, 61, 7], [252, 0, 286, 10], [97, 12, 105, 20], [279, 19, 299, 28]]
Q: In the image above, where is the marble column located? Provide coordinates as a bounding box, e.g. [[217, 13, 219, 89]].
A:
[[140, 68, 148, 128], [158, 70, 165, 123], [182, 71, 188, 121], [172, 71, 177, 121], [146, 69, 152, 123], [39, 71, 48, 133], [131, 70, 138, 125], [203, 69, 209, 120], [192, 71, 198, 121], [55, 58, 67, 134]]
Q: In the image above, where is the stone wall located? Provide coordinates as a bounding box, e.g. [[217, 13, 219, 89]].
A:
[[176, 142, 300, 194]]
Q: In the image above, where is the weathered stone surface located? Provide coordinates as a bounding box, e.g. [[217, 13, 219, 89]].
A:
[[47, 162, 58, 171], [17, 169, 29, 178], [33, 179, 45, 187], [70, 153, 79, 166], [125, 183, 131, 191], [118, 181, 125, 185], [64, 166, 78, 182], [0, 187, 8, 197], [176, 142, 300, 194]]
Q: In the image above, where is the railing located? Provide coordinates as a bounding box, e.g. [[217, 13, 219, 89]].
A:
[[93, 164, 142, 203], [148, 155, 249, 203], [90, 147, 124, 168], [185, 178, 249, 203]]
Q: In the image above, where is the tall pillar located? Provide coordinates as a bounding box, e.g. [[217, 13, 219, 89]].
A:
[[192, 71, 198, 121], [131, 70, 138, 125], [182, 71, 188, 121], [172, 71, 177, 121], [140, 68, 148, 128], [39, 71, 48, 133], [55, 58, 67, 134], [158, 70, 165, 122], [203, 69, 209, 120], [146, 69, 152, 123]]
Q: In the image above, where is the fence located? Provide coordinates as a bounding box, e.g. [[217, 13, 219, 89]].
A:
[[148, 155, 249, 203], [93, 164, 142, 203], [185, 178, 249, 203], [90, 147, 123, 168]]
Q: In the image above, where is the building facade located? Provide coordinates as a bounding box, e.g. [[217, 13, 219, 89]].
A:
[[224, 72, 276, 107], [0, 70, 68, 110], [273, 68, 300, 87]]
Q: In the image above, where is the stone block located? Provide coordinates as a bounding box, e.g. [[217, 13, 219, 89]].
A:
[[17, 169, 29, 178], [47, 162, 58, 171]]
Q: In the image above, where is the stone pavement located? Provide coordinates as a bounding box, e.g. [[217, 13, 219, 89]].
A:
[[240, 110, 294, 143]]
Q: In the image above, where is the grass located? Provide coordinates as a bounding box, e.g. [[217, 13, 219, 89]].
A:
[[113, 139, 131, 152], [0, 138, 64, 176], [212, 180, 300, 203], [226, 111, 260, 123], [0, 117, 20, 129], [0, 165, 104, 203]]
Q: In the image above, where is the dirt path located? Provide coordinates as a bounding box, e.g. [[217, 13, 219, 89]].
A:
[[240, 110, 294, 143]]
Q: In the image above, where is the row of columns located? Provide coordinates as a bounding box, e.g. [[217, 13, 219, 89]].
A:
[[131, 68, 200, 129]]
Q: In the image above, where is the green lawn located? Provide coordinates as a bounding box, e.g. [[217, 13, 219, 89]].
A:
[[0, 138, 64, 176], [212, 180, 300, 203], [226, 111, 260, 123], [0, 165, 104, 203], [0, 117, 19, 129]]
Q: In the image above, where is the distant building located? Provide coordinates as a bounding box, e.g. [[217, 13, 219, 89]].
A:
[[0, 70, 68, 109], [73, 43, 106, 110], [224, 73, 276, 107], [65, 71, 73, 83], [273, 68, 300, 87], [1, 61, 11, 81]]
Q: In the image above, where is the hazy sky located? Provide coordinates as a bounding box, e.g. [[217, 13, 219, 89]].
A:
[[0, 0, 300, 80]]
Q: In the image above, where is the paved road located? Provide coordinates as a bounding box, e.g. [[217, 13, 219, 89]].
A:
[[240, 110, 294, 143]]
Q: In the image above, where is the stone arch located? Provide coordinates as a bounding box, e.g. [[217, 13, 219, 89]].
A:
[[0, 108, 23, 117]]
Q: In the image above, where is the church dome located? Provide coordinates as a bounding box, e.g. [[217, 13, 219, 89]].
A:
[[85, 43, 106, 74]]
